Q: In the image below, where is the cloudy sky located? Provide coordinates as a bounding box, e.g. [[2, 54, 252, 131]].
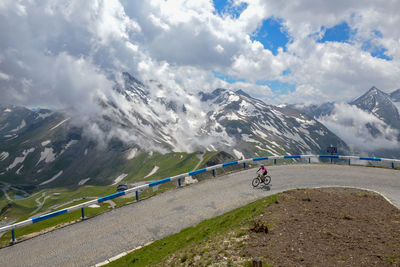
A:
[[1, 0, 400, 110]]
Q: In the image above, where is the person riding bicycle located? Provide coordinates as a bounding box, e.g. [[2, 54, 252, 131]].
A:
[[257, 164, 268, 182]]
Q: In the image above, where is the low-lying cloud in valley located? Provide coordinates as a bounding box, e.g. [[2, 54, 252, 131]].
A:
[[318, 103, 399, 152]]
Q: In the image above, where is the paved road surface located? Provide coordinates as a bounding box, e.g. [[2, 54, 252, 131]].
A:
[[0, 164, 399, 267]]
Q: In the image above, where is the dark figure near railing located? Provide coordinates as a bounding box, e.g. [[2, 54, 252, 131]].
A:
[[117, 184, 128, 192]]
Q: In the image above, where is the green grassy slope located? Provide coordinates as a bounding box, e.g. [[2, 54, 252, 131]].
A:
[[107, 194, 278, 266], [0, 150, 209, 247]]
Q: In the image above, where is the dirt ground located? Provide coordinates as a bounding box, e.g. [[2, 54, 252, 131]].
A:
[[245, 188, 400, 266]]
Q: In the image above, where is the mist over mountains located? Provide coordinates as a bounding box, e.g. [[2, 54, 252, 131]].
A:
[[291, 86, 400, 157], [86, 72, 347, 156], [1, 71, 399, 189], [0, 72, 348, 188]]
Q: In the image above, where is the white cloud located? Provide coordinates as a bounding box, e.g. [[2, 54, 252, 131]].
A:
[[1, 0, 400, 107], [318, 103, 399, 151], [277, 41, 400, 104], [0, 0, 400, 151], [224, 81, 274, 101], [0, 71, 11, 80], [215, 44, 225, 54]]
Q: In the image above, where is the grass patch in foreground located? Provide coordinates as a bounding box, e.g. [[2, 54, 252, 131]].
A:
[[107, 194, 278, 266]]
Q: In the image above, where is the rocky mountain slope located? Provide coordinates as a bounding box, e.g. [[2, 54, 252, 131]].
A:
[[0, 73, 348, 189], [351, 87, 400, 131], [198, 88, 346, 157], [0, 106, 131, 189]]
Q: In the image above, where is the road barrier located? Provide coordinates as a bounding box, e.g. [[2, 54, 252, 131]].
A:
[[1, 154, 399, 242]]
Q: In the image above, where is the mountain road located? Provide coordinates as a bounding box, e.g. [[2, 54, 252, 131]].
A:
[[0, 164, 399, 267]]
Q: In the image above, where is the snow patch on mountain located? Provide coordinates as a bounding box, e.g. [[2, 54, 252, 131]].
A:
[[65, 140, 78, 149], [221, 112, 241, 121], [207, 144, 217, 151], [269, 140, 282, 149], [36, 112, 52, 120], [126, 148, 138, 160], [16, 164, 23, 175], [227, 93, 240, 103], [239, 100, 257, 114], [4, 134, 18, 140], [50, 118, 70, 131], [258, 122, 281, 136], [7, 148, 35, 170], [112, 173, 128, 185], [10, 120, 26, 132], [78, 178, 90, 186], [40, 170, 63, 185], [241, 134, 260, 144], [265, 147, 280, 155], [59, 140, 78, 155], [36, 147, 56, 165], [253, 129, 269, 140], [297, 127, 310, 135], [296, 117, 316, 126], [0, 152, 9, 161], [255, 142, 281, 155], [144, 166, 159, 178], [255, 145, 268, 152], [283, 131, 312, 150], [233, 149, 244, 160], [41, 140, 51, 146]]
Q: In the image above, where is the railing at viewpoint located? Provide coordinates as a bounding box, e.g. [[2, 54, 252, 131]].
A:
[[1, 154, 399, 243]]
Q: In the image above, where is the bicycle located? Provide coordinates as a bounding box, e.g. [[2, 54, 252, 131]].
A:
[[252, 173, 271, 187]]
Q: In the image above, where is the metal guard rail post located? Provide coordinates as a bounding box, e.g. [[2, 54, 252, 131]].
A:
[[0, 154, 398, 238]]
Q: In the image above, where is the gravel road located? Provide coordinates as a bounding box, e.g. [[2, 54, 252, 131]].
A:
[[0, 164, 399, 267]]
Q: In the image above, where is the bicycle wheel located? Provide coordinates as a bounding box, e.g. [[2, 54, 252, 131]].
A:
[[252, 177, 260, 187], [263, 175, 271, 185]]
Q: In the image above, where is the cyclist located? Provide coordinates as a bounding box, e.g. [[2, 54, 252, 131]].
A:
[[257, 164, 268, 182]]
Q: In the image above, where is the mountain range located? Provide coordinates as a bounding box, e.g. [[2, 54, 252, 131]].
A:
[[351, 87, 400, 131], [291, 86, 400, 157], [0, 72, 347, 189]]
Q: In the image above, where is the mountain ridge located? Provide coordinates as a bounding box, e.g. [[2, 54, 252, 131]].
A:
[[0, 73, 348, 188], [290, 86, 400, 156]]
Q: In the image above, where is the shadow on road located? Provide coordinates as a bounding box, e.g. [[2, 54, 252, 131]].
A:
[[253, 184, 271, 191]]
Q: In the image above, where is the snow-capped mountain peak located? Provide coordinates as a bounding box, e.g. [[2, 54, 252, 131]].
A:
[[350, 86, 400, 128], [351, 86, 389, 109], [115, 72, 149, 104], [103, 75, 347, 156], [0, 73, 349, 188], [197, 87, 345, 156], [291, 86, 400, 157]]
